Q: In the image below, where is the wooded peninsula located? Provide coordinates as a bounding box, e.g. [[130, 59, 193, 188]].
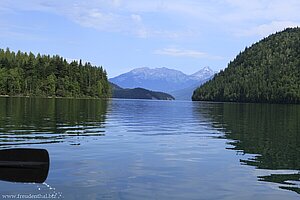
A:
[[0, 49, 110, 98]]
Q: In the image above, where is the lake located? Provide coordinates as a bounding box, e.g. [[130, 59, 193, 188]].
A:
[[0, 97, 299, 200]]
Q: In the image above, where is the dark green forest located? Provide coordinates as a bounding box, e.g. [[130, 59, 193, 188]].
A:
[[0, 48, 110, 98], [192, 28, 300, 103]]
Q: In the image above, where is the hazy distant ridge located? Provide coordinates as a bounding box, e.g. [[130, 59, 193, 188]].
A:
[[110, 67, 215, 99]]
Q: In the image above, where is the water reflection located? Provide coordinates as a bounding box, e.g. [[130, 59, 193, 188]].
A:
[[0, 97, 108, 148], [195, 102, 300, 194]]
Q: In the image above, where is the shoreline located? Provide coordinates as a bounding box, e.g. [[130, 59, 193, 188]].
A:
[[0, 95, 110, 100]]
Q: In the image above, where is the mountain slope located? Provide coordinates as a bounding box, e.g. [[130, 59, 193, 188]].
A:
[[110, 82, 174, 100], [110, 67, 214, 93], [192, 28, 300, 104], [170, 77, 212, 100]]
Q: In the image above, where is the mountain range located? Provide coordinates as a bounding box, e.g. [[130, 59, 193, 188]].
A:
[[110, 67, 215, 100]]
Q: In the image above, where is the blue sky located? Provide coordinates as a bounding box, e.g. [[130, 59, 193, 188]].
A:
[[1, 0, 300, 77]]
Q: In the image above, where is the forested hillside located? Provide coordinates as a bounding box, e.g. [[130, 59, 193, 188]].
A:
[[110, 83, 174, 100], [0, 48, 110, 98], [192, 28, 300, 104]]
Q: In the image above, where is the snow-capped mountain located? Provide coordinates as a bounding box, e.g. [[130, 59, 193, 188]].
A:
[[109, 67, 215, 97], [190, 66, 215, 80]]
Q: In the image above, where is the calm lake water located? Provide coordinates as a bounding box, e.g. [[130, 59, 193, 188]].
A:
[[0, 97, 299, 200]]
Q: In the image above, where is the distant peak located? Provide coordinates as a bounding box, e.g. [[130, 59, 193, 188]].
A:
[[190, 66, 215, 80], [130, 67, 150, 73], [191, 66, 213, 74], [198, 66, 213, 72], [202, 66, 212, 71], [131, 67, 150, 71], [130, 67, 183, 74], [110, 65, 216, 93], [158, 67, 171, 70]]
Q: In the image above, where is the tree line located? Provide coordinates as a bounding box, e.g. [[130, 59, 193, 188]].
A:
[[192, 27, 300, 104], [0, 48, 110, 98]]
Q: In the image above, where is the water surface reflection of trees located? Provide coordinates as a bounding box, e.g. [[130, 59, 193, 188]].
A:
[[0, 97, 108, 147], [194, 102, 300, 194]]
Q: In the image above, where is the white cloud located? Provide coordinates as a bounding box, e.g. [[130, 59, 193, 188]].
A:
[[111, 0, 122, 7], [236, 21, 300, 37], [223, 0, 300, 21], [131, 14, 142, 22], [48, 1, 300, 39], [68, 8, 125, 32], [221, 0, 300, 36], [1, 0, 300, 39], [154, 48, 223, 59], [155, 48, 205, 58]]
